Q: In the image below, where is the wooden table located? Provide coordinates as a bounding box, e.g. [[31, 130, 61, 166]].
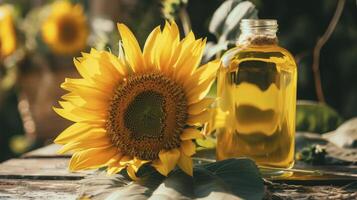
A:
[[0, 144, 356, 199]]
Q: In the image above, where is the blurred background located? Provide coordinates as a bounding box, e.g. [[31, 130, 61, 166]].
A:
[[0, 0, 356, 162]]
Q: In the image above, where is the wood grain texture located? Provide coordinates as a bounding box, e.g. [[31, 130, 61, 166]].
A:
[[0, 179, 79, 200], [0, 144, 356, 199], [0, 158, 92, 180], [22, 144, 70, 158]]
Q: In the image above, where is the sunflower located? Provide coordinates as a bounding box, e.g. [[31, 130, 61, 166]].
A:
[[54, 21, 220, 179], [0, 5, 16, 59], [41, 1, 88, 55]]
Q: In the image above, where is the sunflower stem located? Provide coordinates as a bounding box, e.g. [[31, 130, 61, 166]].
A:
[[179, 7, 192, 36]]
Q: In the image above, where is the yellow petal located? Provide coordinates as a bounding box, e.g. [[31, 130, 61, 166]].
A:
[[177, 154, 193, 176], [107, 165, 125, 175], [61, 78, 111, 101], [119, 155, 134, 166], [169, 21, 180, 44], [143, 26, 161, 68], [53, 107, 83, 122], [187, 76, 215, 104], [107, 155, 125, 175], [54, 101, 106, 123], [73, 58, 94, 82], [97, 56, 121, 83], [180, 140, 196, 156], [61, 77, 108, 94], [180, 128, 203, 140], [173, 40, 200, 82], [61, 93, 86, 107], [54, 122, 105, 144], [184, 59, 220, 88], [61, 92, 107, 111], [171, 31, 195, 72], [58, 137, 112, 154], [69, 146, 118, 171], [117, 23, 145, 72], [187, 110, 212, 126], [57, 101, 106, 121], [104, 51, 129, 76], [131, 157, 149, 172], [152, 149, 180, 176], [107, 154, 124, 166], [157, 21, 175, 73], [59, 100, 106, 116], [188, 98, 215, 115], [127, 165, 139, 181], [176, 39, 206, 80]]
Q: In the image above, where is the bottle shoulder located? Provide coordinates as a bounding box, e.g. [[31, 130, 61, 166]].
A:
[[221, 44, 297, 68]]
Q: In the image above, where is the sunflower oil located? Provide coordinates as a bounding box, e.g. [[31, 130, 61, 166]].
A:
[[216, 19, 297, 170]]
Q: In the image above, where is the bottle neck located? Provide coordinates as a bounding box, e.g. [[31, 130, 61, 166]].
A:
[[237, 19, 278, 46]]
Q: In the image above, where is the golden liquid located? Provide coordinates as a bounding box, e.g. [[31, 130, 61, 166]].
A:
[[216, 44, 297, 169]]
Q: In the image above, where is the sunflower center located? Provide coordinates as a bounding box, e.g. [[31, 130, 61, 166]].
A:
[[124, 91, 165, 139], [106, 73, 188, 160], [58, 16, 78, 44]]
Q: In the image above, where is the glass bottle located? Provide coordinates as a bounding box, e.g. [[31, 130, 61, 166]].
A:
[[216, 19, 297, 172]]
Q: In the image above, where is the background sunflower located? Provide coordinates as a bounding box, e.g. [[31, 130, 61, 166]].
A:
[[0, 5, 16, 59], [41, 1, 88, 55]]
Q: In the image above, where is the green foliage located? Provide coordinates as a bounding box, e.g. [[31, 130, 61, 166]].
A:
[[204, 0, 258, 61], [296, 100, 343, 134], [161, 0, 188, 21], [80, 159, 264, 200], [296, 144, 327, 165], [196, 136, 217, 150]]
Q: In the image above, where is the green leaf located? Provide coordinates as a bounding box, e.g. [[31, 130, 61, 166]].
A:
[[202, 159, 264, 200], [205, 0, 258, 61], [196, 136, 216, 149], [149, 170, 194, 199], [209, 0, 258, 43], [296, 100, 343, 134], [193, 168, 241, 200], [79, 159, 264, 200], [295, 144, 327, 165]]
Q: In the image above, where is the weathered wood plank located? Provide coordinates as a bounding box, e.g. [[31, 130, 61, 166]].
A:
[[22, 144, 70, 158], [0, 158, 93, 180], [0, 179, 79, 200], [264, 180, 357, 200], [272, 165, 357, 185]]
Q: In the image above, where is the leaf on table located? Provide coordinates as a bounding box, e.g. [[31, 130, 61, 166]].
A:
[[78, 159, 264, 200], [202, 159, 264, 200], [324, 143, 357, 163], [323, 117, 357, 148], [193, 168, 242, 200], [296, 100, 343, 134], [294, 132, 357, 164], [295, 132, 328, 151]]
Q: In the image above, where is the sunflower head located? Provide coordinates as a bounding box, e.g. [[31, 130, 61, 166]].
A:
[[0, 5, 16, 59], [41, 0, 88, 55], [54, 21, 220, 179]]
